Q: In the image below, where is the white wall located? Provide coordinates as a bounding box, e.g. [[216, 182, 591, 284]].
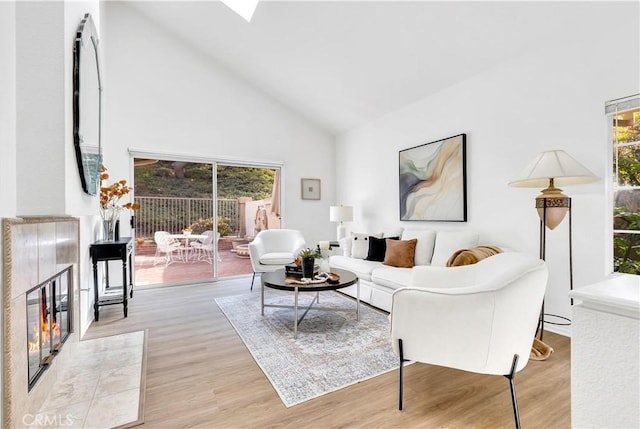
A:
[[335, 1, 639, 334], [15, 1, 67, 216], [0, 2, 17, 219], [6, 1, 102, 337], [0, 2, 16, 424], [102, 2, 336, 248]]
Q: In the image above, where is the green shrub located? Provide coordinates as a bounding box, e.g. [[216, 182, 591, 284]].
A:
[[217, 216, 233, 237], [188, 217, 233, 237]]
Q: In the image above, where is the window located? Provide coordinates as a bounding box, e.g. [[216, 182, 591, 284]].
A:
[[609, 94, 640, 274]]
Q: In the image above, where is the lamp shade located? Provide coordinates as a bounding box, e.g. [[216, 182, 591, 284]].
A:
[[509, 150, 598, 230], [220, 0, 260, 22], [508, 150, 598, 188], [330, 206, 353, 223]]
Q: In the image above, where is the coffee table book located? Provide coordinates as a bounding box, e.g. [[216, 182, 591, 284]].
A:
[[285, 263, 319, 277]]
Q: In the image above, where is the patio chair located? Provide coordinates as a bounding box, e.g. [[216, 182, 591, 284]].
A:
[[248, 229, 306, 290], [153, 231, 185, 266], [190, 231, 220, 263]]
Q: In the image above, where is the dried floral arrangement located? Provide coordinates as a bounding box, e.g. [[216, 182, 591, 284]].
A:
[[99, 165, 140, 211]]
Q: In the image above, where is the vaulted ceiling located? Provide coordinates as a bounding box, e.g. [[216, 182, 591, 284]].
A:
[[128, 1, 592, 136]]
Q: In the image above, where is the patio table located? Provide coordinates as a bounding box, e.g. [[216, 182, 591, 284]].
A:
[[170, 233, 206, 262]]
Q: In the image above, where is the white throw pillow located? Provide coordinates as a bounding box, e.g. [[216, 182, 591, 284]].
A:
[[431, 231, 479, 266], [351, 232, 382, 259], [401, 229, 436, 266], [381, 227, 404, 238]]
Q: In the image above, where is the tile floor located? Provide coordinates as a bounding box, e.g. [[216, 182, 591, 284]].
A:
[[31, 331, 146, 429]]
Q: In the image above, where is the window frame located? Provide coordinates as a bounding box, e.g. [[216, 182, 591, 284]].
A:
[[607, 94, 640, 275]]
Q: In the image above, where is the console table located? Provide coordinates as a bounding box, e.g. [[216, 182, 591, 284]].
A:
[[90, 237, 134, 321]]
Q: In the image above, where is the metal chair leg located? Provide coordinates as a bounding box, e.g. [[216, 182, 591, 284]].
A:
[[251, 272, 256, 291], [504, 354, 521, 429], [398, 338, 405, 411]]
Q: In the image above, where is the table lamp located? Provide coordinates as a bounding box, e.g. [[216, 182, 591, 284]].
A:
[[330, 205, 353, 241]]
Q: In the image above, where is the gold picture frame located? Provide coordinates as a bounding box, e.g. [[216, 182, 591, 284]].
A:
[[301, 178, 321, 200]]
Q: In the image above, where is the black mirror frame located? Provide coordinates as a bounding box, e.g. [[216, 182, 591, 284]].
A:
[[73, 13, 103, 195]]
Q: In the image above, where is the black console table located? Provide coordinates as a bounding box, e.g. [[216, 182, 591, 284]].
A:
[[90, 237, 133, 321]]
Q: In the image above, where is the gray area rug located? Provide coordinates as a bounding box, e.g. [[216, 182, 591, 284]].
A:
[[215, 290, 400, 407]]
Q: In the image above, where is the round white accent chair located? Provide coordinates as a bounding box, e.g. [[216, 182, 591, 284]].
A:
[[390, 252, 548, 429], [248, 229, 306, 290]]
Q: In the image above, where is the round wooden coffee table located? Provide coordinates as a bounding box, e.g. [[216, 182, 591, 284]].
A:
[[260, 268, 359, 339]]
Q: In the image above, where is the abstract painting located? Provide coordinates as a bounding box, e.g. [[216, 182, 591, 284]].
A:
[[399, 134, 467, 221]]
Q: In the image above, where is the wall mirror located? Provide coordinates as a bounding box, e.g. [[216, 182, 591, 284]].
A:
[[73, 13, 102, 195]]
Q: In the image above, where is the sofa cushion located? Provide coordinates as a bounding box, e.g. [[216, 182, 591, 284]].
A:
[[401, 229, 436, 266], [383, 239, 418, 268], [371, 266, 413, 290], [329, 255, 382, 282], [259, 252, 295, 265], [351, 232, 382, 259], [431, 231, 479, 266], [366, 236, 399, 262], [381, 227, 404, 238], [447, 245, 503, 267]]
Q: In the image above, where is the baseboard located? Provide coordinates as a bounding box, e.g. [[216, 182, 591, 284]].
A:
[[544, 323, 571, 338]]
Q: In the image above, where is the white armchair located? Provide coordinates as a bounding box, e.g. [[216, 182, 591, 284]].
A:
[[248, 229, 306, 290], [390, 252, 548, 429]]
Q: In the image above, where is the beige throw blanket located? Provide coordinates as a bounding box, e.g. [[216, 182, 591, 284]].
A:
[[530, 338, 554, 361]]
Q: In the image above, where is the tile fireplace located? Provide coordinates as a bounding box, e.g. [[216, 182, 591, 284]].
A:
[[26, 266, 72, 391], [2, 217, 79, 428]]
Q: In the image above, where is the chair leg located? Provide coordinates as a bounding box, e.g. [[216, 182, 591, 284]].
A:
[[398, 338, 405, 411], [251, 272, 256, 291], [504, 354, 521, 429]]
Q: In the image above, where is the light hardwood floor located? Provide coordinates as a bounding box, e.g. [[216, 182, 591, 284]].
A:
[[85, 277, 571, 429]]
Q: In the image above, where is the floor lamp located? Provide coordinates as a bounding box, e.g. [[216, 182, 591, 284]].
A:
[[509, 150, 598, 340]]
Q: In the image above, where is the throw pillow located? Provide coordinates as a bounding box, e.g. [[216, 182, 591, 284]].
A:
[[401, 229, 436, 266], [381, 227, 404, 238], [383, 239, 418, 268], [431, 231, 479, 266], [365, 236, 399, 262], [351, 232, 382, 259], [446, 245, 503, 267]]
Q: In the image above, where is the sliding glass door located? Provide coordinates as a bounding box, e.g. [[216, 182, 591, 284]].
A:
[[216, 164, 281, 278], [131, 156, 281, 287]]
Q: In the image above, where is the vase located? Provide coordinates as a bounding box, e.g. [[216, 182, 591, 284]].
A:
[[301, 257, 315, 279], [318, 257, 330, 274], [100, 207, 122, 241]]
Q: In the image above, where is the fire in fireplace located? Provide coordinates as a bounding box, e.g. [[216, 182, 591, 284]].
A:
[[26, 266, 72, 391]]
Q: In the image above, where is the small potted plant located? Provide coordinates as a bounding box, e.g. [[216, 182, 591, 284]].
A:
[[298, 247, 320, 278]]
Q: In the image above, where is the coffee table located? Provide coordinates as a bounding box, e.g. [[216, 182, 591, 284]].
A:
[[261, 268, 359, 339]]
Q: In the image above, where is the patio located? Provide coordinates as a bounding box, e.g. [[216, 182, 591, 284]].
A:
[[134, 238, 253, 285]]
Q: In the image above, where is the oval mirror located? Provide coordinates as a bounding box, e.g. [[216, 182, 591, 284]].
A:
[[73, 13, 102, 195]]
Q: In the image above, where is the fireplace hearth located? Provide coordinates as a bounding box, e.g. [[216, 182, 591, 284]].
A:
[[26, 266, 72, 391]]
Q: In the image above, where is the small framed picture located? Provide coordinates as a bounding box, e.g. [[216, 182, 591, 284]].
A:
[[301, 178, 321, 200]]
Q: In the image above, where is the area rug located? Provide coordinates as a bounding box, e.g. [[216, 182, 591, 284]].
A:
[[215, 291, 400, 407]]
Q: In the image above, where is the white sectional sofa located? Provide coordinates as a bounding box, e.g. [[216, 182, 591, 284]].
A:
[[328, 228, 514, 312]]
